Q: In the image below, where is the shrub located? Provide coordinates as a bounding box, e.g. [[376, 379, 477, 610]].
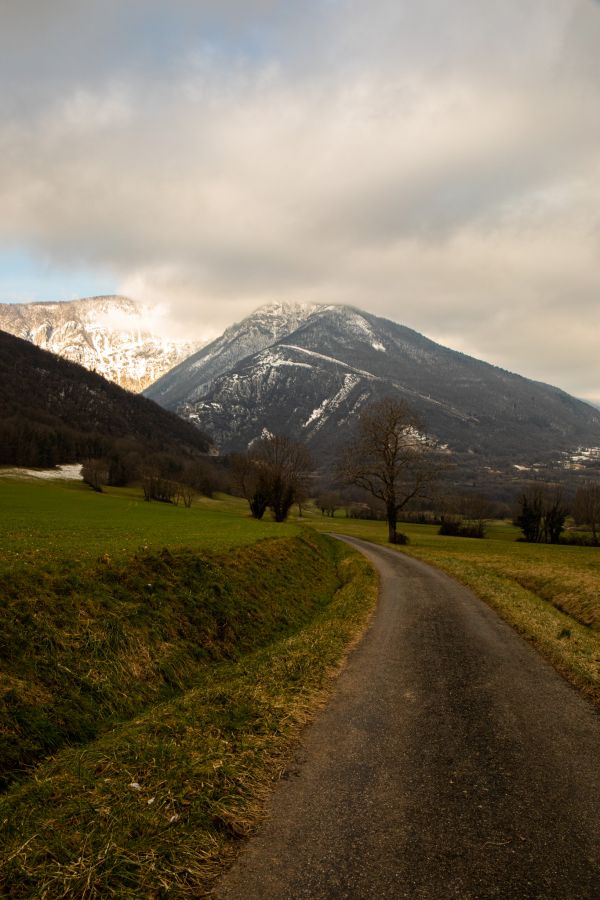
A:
[[559, 533, 600, 547], [439, 519, 486, 538]]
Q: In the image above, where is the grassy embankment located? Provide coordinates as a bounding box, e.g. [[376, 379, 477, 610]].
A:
[[0, 479, 377, 897], [309, 512, 600, 706]]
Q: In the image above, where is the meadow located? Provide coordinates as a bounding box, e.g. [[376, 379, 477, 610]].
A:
[[0, 477, 298, 567]]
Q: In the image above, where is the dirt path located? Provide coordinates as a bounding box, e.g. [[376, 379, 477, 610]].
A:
[[214, 535, 600, 899]]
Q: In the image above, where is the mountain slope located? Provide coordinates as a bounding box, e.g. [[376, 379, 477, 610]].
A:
[[0, 295, 199, 392], [0, 329, 210, 468], [146, 303, 600, 468], [145, 301, 324, 410]]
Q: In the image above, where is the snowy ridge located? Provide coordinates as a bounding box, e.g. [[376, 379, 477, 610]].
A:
[[315, 306, 387, 351], [280, 344, 379, 380], [251, 347, 314, 373], [145, 301, 325, 408], [190, 301, 324, 375]]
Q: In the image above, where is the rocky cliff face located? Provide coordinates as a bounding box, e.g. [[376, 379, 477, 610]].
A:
[[0, 295, 200, 392]]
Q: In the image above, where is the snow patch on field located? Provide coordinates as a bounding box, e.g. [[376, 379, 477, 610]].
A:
[[0, 464, 83, 480]]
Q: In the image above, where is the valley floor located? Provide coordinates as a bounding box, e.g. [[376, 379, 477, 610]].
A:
[[0, 479, 598, 895]]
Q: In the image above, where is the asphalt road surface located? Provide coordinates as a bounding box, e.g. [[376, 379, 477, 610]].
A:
[[215, 535, 600, 899]]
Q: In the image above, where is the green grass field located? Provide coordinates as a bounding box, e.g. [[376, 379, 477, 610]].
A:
[[0, 478, 299, 568]]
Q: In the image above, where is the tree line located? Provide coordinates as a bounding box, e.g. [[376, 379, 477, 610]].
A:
[[62, 380, 600, 545], [515, 482, 600, 545]]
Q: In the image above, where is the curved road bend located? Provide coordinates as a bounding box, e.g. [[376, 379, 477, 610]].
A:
[[215, 535, 600, 899]]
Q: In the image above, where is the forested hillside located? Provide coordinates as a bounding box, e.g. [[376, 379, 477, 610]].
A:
[[0, 330, 210, 468]]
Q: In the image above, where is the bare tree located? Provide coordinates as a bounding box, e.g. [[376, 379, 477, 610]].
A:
[[295, 482, 310, 519], [338, 397, 440, 543], [317, 492, 342, 517], [515, 484, 569, 544], [81, 458, 109, 493], [231, 435, 313, 522], [230, 452, 270, 519], [183, 458, 224, 498], [252, 434, 313, 523], [176, 483, 195, 508], [141, 468, 178, 503], [573, 482, 600, 544], [544, 486, 569, 544]]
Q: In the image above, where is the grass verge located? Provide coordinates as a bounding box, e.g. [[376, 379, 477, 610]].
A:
[[0, 538, 377, 897], [1, 531, 345, 789], [403, 542, 600, 707]]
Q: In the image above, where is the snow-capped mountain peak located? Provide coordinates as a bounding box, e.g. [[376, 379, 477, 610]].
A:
[[146, 301, 600, 473], [145, 300, 326, 409]]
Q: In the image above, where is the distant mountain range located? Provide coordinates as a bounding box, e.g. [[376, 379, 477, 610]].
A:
[[145, 303, 600, 471], [0, 329, 210, 469], [0, 295, 200, 392], [3, 295, 598, 481]]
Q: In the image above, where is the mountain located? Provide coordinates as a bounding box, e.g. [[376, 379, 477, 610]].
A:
[[0, 329, 210, 469], [0, 295, 200, 392], [145, 303, 600, 473], [145, 301, 323, 410]]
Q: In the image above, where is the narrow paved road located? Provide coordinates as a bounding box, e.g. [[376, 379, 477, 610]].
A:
[[215, 536, 600, 899]]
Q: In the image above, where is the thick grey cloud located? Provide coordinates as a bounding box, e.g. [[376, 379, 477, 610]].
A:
[[1, 0, 599, 402]]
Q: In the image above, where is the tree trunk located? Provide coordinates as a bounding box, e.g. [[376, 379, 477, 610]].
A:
[[249, 491, 268, 520], [387, 505, 397, 544]]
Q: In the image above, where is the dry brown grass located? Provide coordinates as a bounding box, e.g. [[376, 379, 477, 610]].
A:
[[0, 546, 377, 897], [402, 542, 600, 706]]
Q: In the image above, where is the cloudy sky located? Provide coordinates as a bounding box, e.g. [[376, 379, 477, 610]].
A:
[[1, 0, 599, 402]]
